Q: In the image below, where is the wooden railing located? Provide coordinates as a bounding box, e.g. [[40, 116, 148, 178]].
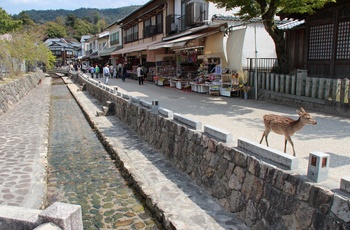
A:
[[248, 70, 350, 105]]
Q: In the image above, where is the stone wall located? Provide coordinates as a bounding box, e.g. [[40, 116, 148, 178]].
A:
[[0, 71, 45, 116], [76, 75, 350, 229]]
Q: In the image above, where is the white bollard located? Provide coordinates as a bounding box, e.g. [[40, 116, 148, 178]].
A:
[[307, 151, 330, 183]]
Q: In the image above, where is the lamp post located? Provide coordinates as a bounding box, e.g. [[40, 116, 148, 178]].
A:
[[254, 22, 258, 100]]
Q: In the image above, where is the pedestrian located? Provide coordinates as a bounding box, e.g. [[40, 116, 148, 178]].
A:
[[121, 63, 127, 82], [89, 66, 95, 78], [109, 64, 114, 78], [99, 64, 103, 78], [103, 64, 110, 85], [118, 62, 122, 78], [137, 64, 144, 85], [95, 64, 99, 78], [113, 65, 117, 78]]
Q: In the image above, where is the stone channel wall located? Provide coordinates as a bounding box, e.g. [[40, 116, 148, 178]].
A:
[[76, 75, 350, 230], [0, 71, 45, 116]]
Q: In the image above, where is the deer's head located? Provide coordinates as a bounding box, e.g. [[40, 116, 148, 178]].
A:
[[297, 107, 317, 125]]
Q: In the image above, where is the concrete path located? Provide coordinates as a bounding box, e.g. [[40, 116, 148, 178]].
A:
[[0, 77, 51, 209]]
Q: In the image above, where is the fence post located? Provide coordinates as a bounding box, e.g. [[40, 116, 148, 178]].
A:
[[285, 74, 291, 94], [318, 78, 325, 99], [280, 74, 285, 93], [275, 73, 279, 92], [296, 69, 307, 96], [334, 79, 341, 102], [311, 77, 318, 98], [291, 74, 296, 95], [261, 72, 266, 90], [266, 72, 270, 90], [270, 73, 274, 91], [340, 78, 349, 105], [305, 77, 312, 97], [325, 79, 332, 101]]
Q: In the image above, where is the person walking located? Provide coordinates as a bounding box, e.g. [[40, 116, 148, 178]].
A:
[[94, 64, 99, 78], [137, 64, 144, 85], [89, 65, 95, 78], [103, 64, 110, 85], [121, 63, 127, 82]]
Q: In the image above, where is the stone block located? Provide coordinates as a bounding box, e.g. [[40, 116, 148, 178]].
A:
[[0, 205, 40, 230], [237, 138, 299, 170], [131, 96, 140, 104], [173, 113, 202, 131], [307, 151, 329, 183], [39, 202, 83, 230], [204, 125, 233, 143], [340, 176, 350, 194], [139, 99, 152, 109], [158, 107, 173, 119]]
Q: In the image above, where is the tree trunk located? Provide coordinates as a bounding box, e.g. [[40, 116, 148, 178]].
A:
[[262, 16, 290, 74]]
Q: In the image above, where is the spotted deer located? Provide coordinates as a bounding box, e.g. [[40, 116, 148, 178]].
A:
[[259, 107, 317, 156]]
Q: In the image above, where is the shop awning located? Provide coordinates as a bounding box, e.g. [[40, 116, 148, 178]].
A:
[[100, 46, 118, 57], [111, 41, 160, 55], [148, 30, 220, 51]]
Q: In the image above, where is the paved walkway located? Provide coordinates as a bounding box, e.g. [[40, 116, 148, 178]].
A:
[[0, 77, 51, 209]]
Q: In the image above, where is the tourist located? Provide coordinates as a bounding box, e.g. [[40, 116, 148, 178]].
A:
[[137, 64, 144, 85], [103, 64, 110, 85]]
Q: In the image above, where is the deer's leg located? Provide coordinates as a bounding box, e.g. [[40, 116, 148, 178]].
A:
[[260, 130, 269, 146], [284, 138, 288, 153], [285, 136, 296, 156]]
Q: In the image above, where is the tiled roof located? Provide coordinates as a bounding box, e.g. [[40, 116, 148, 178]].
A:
[[212, 14, 305, 30]]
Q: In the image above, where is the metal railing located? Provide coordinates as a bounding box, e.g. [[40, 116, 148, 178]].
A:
[[246, 58, 278, 72]]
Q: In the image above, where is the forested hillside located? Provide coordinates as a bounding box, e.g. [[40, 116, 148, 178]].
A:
[[17, 6, 141, 25]]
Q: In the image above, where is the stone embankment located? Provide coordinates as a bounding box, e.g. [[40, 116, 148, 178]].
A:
[[75, 73, 350, 230], [0, 72, 43, 116]]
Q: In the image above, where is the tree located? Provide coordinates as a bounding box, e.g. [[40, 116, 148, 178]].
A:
[[74, 19, 93, 38], [0, 31, 56, 76], [0, 7, 22, 34], [207, 0, 335, 74], [45, 21, 67, 38]]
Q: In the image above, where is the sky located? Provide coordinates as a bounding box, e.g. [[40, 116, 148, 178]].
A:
[[0, 0, 149, 15]]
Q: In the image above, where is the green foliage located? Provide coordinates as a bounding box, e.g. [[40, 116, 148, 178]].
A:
[[19, 6, 141, 25], [0, 30, 55, 76], [45, 21, 67, 38], [0, 7, 23, 34], [73, 19, 93, 37]]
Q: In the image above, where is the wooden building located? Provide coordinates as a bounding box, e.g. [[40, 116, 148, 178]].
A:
[[281, 0, 350, 78]]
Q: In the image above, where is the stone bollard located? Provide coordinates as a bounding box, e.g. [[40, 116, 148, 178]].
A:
[[152, 100, 159, 112], [39, 202, 83, 230], [340, 177, 350, 194], [307, 151, 330, 183]]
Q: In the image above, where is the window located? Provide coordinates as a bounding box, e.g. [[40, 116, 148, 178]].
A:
[[110, 32, 119, 45], [336, 20, 350, 59], [125, 25, 139, 43], [156, 13, 163, 34], [144, 18, 152, 38], [309, 24, 333, 60]]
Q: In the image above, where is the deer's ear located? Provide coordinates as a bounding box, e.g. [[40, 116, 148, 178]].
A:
[[297, 109, 302, 116], [300, 107, 305, 112]]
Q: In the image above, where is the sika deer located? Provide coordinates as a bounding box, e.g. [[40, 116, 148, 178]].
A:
[[259, 107, 317, 156]]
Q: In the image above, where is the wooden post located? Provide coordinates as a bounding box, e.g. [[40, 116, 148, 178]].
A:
[[325, 79, 332, 101], [305, 77, 312, 97], [275, 73, 279, 92], [266, 72, 270, 90], [270, 73, 274, 91], [311, 77, 318, 98], [285, 75, 291, 94], [318, 78, 325, 99], [291, 74, 296, 95], [296, 70, 306, 96]]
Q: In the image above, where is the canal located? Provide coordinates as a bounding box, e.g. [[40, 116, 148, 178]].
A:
[[46, 77, 161, 229]]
